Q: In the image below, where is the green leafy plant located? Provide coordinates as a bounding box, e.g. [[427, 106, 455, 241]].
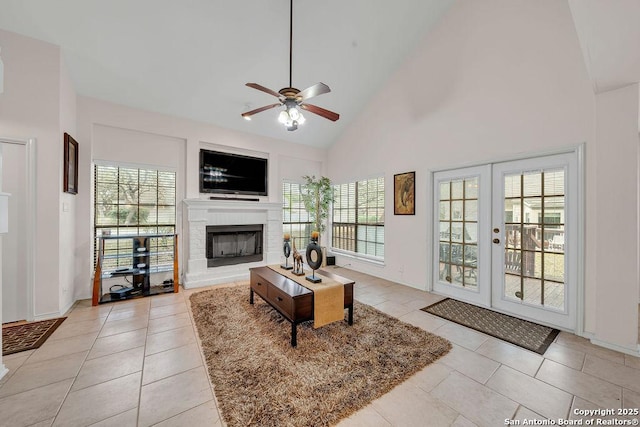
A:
[[301, 175, 334, 246]]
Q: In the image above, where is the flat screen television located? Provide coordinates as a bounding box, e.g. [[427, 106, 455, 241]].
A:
[[199, 149, 268, 196]]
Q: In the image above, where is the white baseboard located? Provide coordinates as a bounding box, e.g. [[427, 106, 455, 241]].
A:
[[33, 311, 65, 321], [590, 338, 640, 357], [59, 299, 76, 317], [183, 271, 250, 289], [0, 364, 8, 381]]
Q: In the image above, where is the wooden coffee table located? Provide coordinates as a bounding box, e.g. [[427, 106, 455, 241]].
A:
[[249, 266, 354, 347]]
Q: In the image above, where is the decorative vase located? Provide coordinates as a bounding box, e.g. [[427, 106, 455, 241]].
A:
[[281, 234, 293, 270], [305, 234, 323, 283]]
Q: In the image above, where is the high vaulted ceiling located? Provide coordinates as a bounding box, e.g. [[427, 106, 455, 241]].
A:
[[0, 1, 639, 147], [0, 0, 454, 147]]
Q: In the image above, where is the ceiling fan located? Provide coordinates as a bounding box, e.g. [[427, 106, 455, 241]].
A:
[[241, 0, 340, 131]]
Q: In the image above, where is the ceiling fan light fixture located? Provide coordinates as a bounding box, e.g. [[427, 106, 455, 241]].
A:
[[288, 105, 301, 121], [286, 121, 298, 132], [277, 102, 305, 130]]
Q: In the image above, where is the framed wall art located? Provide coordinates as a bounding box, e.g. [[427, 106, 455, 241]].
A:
[[64, 132, 78, 194], [394, 171, 415, 215]]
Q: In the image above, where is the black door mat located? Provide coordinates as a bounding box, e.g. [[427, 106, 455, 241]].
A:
[[421, 298, 559, 355], [2, 317, 66, 356]]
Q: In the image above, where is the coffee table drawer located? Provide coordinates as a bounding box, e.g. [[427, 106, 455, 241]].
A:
[[267, 284, 294, 319], [250, 275, 268, 299]]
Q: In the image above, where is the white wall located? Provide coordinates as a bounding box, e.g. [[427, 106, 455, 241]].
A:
[[328, 0, 638, 352], [75, 96, 325, 299], [0, 29, 64, 319], [593, 83, 639, 350], [59, 58, 77, 315]]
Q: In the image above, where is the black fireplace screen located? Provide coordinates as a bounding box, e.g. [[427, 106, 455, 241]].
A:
[[206, 224, 263, 267]]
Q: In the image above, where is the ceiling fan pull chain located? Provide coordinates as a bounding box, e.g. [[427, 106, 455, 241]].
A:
[[289, 0, 293, 88]]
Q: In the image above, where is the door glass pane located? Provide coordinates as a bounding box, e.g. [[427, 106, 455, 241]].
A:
[[465, 178, 478, 199], [504, 175, 521, 198], [439, 201, 450, 220], [451, 181, 464, 199], [451, 223, 463, 243], [523, 172, 541, 197], [439, 222, 450, 240], [464, 223, 477, 244], [464, 200, 477, 221], [451, 201, 463, 220], [544, 169, 564, 195], [503, 170, 565, 309], [440, 182, 450, 200]]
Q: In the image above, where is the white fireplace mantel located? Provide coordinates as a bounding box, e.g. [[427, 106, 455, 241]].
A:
[[182, 198, 282, 288]]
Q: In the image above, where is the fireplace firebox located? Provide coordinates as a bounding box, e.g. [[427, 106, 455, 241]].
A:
[[206, 224, 263, 267]]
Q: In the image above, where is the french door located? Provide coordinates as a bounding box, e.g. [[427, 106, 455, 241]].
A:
[[433, 152, 579, 330]]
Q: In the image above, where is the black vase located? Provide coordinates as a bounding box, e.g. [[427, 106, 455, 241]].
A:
[[305, 238, 322, 283], [281, 240, 293, 270]]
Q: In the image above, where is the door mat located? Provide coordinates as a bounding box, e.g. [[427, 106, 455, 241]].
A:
[[2, 317, 66, 356], [421, 298, 559, 355]]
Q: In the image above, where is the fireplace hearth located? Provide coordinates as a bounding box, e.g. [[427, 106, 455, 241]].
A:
[[206, 224, 263, 267]]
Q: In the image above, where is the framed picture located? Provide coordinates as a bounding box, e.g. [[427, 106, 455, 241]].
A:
[[63, 132, 78, 194], [394, 171, 415, 215]]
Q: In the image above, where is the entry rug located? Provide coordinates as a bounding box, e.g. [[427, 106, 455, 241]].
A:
[[421, 298, 559, 355], [2, 317, 66, 356]]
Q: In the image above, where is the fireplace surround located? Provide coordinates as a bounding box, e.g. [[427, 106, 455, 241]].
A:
[[182, 199, 282, 288]]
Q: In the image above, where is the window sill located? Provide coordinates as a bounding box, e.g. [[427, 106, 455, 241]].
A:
[[329, 249, 385, 267]]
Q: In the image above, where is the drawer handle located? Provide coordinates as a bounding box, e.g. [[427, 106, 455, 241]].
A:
[[257, 282, 262, 286], [276, 296, 283, 301]]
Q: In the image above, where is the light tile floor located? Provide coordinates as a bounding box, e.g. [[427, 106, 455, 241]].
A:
[[1, 268, 639, 426]]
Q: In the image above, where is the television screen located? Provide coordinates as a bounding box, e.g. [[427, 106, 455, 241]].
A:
[[199, 149, 268, 196]]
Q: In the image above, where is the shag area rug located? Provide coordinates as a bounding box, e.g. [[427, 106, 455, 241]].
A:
[[190, 286, 451, 427], [2, 317, 66, 356], [422, 298, 559, 354]]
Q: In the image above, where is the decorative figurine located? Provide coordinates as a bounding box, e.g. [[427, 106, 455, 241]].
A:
[[281, 233, 293, 270], [305, 231, 323, 283], [292, 239, 304, 276]]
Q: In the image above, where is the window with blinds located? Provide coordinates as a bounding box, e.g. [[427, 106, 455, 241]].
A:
[[94, 165, 176, 265], [332, 176, 384, 258], [282, 181, 313, 250]]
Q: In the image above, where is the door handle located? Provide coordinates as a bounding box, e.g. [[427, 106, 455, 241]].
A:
[[493, 238, 500, 244]]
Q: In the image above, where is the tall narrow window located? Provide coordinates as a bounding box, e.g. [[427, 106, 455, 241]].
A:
[[332, 177, 384, 259], [503, 169, 565, 310], [438, 177, 479, 289], [282, 181, 312, 249], [94, 165, 176, 268]]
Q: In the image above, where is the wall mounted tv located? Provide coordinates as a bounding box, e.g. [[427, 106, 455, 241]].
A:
[[199, 149, 268, 196]]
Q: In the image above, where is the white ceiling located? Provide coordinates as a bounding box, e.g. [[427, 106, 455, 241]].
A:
[[0, 1, 638, 147], [0, 0, 454, 148]]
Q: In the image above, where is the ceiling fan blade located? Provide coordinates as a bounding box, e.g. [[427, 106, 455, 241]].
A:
[[296, 82, 331, 101], [241, 103, 282, 119], [246, 83, 284, 99], [300, 103, 340, 122]]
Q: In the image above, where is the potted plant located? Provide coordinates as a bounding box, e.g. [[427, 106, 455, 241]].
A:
[[300, 175, 334, 247]]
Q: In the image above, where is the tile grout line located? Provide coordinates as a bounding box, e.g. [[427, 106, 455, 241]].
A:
[[49, 303, 112, 426]]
